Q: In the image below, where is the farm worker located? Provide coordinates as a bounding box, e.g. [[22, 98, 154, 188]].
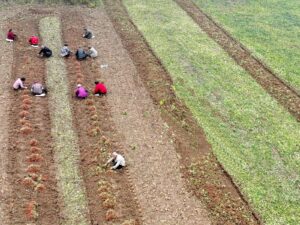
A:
[[28, 35, 39, 46], [6, 29, 17, 41], [39, 45, 52, 58], [105, 152, 126, 170], [83, 28, 94, 39], [75, 47, 87, 60], [60, 44, 71, 57], [31, 82, 47, 96], [13, 77, 27, 90], [94, 81, 107, 96], [75, 84, 88, 99], [87, 47, 98, 58]]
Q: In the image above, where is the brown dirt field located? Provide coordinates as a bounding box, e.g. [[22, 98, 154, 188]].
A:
[[5, 8, 60, 225], [60, 9, 142, 225], [102, 0, 260, 224], [175, 0, 300, 122]]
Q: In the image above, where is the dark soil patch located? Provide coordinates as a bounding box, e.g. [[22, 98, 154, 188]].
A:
[[6, 10, 60, 224], [61, 10, 141, 224], [175, 0, 300, 122], [103, 0, 261, 224]]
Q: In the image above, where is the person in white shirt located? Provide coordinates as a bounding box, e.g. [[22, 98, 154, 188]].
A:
[[105, 152, 126, 170], [87, 46, 98, 58], [60, 44, 71, 57], [13, 77, 27, 90]]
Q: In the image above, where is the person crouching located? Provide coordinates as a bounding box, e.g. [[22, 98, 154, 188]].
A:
[[39, 45, 52, 58], [105, 152, 126, 170], [94, 81, 107, 96], [31, 82, 47, 96], [75, 84, 88, 99]]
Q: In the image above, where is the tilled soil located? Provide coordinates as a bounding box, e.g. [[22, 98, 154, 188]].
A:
[[6, 9, 60, 225], [175, 0, 300, 122]]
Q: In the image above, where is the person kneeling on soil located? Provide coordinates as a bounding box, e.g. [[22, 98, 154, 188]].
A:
[[75, 84, 88, 99], [75, 47, 87, 60], [87, 46, 98, 58], [83, 28, 94, 39], [6, 29, 17, 42], [31, 82, 47, 96], [94, 81, 107, 96], [13, 77, 27, 90], [28, 35, 39, 46], [60, 44, 71, 58], [105, 152, 126, 170], [39, 45, 52, 58]]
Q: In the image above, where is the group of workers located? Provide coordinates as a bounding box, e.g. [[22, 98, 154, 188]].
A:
[[8, 27, 125, 169]]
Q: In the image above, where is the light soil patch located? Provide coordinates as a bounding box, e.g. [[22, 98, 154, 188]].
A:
[[86, 9, 211, 225], [40, 16, 90, 225]]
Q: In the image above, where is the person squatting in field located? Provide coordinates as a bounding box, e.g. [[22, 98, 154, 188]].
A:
[[105, 152, 126, 170], [83, 28, 94, 39], [13, 77, 27, 90], [94, 81, 107, 96], [28, 35, 39, 46], [87, 46, 98, 58], [60, 44, 71, 57], [6, 29, 17, 41], [75, 84, 88, 99], [31, 82, 47, 96], [75, 47, 87, 60], [39, 45, 52, 58]]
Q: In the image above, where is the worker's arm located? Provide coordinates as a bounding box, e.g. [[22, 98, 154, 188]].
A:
[[105, 157, 113, 167], [111, 160, 120, 170]]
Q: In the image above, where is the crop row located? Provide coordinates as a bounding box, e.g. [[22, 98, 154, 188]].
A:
[[123, 0, 300, 224], [39, 16, 89, 225]]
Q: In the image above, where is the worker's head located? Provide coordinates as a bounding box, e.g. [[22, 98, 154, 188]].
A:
[[84, 28, 87, 31], [41, 45, 45, 49], [21, 77, 26, 81], [95, 81, 99, 85], [77, 84, 82, 88], [112, 152, 118, 158], [64, 43, 68, 46], [9, 29, 12, 32], [88, 46, 92, 49]]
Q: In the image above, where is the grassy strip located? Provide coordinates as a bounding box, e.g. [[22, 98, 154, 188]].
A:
[[123, 0, 300, 224], [9, 0, 102, 7], [39, 17, 89, 225], [192, 0, 300, 93]]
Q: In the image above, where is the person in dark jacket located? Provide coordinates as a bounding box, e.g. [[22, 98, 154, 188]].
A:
[[75, 47, 87, 60], [39, 45, 52, 58], [83, 28, 93, 39]]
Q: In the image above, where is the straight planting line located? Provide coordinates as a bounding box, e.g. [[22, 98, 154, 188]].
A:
[[174, 0, 300, 121], [39, 16, 90, 225]]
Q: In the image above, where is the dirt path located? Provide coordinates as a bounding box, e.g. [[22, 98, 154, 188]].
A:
[[175, 0, 300, 121], [86, 8, 211, 225], [0, 6, 21, 225], [6, 9, 60, 224]]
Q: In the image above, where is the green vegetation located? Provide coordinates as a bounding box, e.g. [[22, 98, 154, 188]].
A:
[[40, 17, 89, 225], [123, 0, 300, 224], [9, 0, 102, 7], [192, 0, 300, 93]]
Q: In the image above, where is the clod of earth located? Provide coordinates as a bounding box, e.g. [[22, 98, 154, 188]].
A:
[[21, 104, 30, 111], [21, 94, 30, 100], [27, 153, 44, 163], [102, 197, 116, 209], [121, 219, 138, 225], [22, 177, 36, 188], [25, 200, 38, 220], [90, 115, 98, 121], [30, 146, 41, 153], [20, 126, 32, 135], [26, 165, 40, 173], [19, 110, 29, 118], [105, 209, 117, 221], [23, 99, 33, 105], [35, 183, 46, 192], [86, 100, 94, 105], [29, 139, 39, 146]]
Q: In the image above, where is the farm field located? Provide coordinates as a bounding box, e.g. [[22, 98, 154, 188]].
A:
[[123, 0, 300, 224], [0, 1, 298, 225], [192, 0, 300, 93]]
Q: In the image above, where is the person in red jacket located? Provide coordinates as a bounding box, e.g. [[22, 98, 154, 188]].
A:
[[6, 29, 17, 41], [28, 35, 39, 46], [94, 81, 107, 96]]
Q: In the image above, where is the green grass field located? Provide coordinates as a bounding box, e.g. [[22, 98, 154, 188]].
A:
[[192, 0, 300, 93], [123, 0, 300, 224]]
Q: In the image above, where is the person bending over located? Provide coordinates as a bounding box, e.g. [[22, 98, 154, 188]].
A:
[[39, 45, 52, 58], [75, 84, 88, 99], [83, 28, 93, 39], [13, 77, 27, 90], [60, 44, 71, 57], [87, 47, 98, 58], [28, 35, 39, 46], [31, 82, 47, 96], [6, 29, 17, 41], [75, 47, 87, 60], [105, 152, 126, 170], [94, 81, 107, 96]]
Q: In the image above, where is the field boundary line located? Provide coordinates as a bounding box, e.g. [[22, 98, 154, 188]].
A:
[[175, 0, 300, 121]]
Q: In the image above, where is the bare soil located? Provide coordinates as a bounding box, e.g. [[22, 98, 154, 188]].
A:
[[175, 0, 300, 122]]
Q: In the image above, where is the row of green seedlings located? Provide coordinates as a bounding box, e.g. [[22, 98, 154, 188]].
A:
[[19, 57, 46, 222]]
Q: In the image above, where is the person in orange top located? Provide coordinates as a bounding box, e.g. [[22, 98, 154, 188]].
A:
[[28, 35, 39, 46], [94, 81, 107, 96]]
